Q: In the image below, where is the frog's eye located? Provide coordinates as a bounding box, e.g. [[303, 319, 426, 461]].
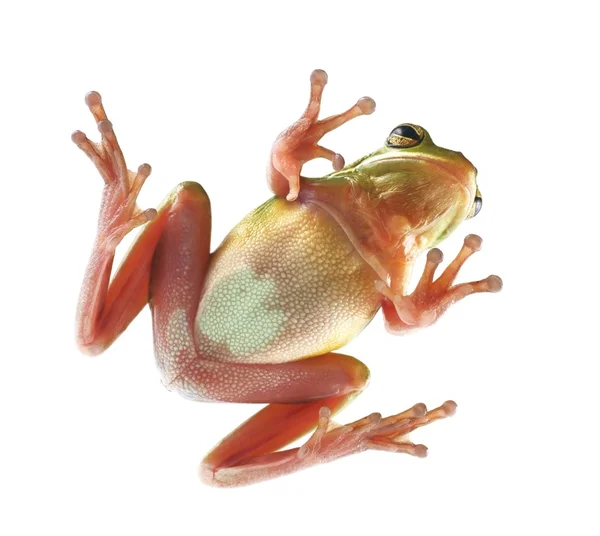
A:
[[467, 190, 483, 218], [386, 124, 424, 148]]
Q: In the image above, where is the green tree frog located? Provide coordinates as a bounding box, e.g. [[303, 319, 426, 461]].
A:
[[73, 69, 502, 487]]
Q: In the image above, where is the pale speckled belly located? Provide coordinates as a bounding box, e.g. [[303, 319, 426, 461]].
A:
[[194, 197, 381, 364]]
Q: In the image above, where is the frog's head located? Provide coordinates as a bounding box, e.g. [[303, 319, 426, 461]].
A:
[[333, 123, 482, 264]]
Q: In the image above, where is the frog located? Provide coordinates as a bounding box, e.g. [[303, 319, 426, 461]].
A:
[[73, 69, 502, 487]]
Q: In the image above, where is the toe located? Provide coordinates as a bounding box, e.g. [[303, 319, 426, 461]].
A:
[[464, 234, 482, 251], [357, 96, 376, 114], [310, 69, 328, 86], [485, 275, 503, 292]]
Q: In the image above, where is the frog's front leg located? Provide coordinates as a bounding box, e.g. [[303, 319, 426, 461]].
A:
[[377, 235, 503, 333], [268, 69, 375, 201]]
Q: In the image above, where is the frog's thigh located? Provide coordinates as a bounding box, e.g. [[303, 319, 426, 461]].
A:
[[82, 181, 210, 354], [149, 181, 211, 340], [149, 193, 369, 404], [169, 352, 369, 404], [148, 180, 214, 381]]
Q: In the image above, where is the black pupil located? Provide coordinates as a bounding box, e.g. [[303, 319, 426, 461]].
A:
[[390, 124, 420, 140]]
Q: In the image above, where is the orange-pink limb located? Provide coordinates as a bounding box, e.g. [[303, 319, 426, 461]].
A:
[[201, 397, 456, 487], [380, 235, 503, 333]]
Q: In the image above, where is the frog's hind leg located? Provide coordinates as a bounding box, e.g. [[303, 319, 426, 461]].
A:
[[73, 90, 212, 355], [268, 69, 376, 201], [201, 389, 457, 487], [73, 91, 160, 354]]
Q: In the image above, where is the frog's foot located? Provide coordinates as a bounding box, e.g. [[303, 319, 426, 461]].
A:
[[268, 69, 376, 201], [297, 400, 457, 464], [378, 235, 503, 330], [72, 91, 156, 250]]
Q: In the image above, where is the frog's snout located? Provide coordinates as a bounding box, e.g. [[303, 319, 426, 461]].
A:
[[454, 150, 477, 178]]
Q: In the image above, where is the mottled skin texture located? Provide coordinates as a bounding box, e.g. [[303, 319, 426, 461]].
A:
[[73, 70, 501, 487], [195, 198, 380, 366]]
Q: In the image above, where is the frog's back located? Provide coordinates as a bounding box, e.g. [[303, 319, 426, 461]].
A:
[[194, 197, 380, 364]]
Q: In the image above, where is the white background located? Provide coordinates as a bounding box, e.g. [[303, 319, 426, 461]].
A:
[[1, 1, 598, 534]]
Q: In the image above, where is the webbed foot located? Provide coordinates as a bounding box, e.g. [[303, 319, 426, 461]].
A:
[[378, 235, 502, 330], [297, 401, 457, 463], [72, 91, 156, 250]]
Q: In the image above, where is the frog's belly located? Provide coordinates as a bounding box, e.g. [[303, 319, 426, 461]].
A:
[[194, 197, 380, 364]]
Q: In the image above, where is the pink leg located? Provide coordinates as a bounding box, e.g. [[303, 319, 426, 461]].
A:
[[201, 393, 457, 487], [73, 89, 213, 356], [73, 91, 161, 355], [268, 69, 376, 201]]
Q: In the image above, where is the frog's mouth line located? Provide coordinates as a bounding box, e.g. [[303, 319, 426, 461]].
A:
[[362, 153, 476, 187]]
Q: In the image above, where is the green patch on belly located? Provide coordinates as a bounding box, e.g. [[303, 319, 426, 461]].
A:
[[198, 268, 285, 356]]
